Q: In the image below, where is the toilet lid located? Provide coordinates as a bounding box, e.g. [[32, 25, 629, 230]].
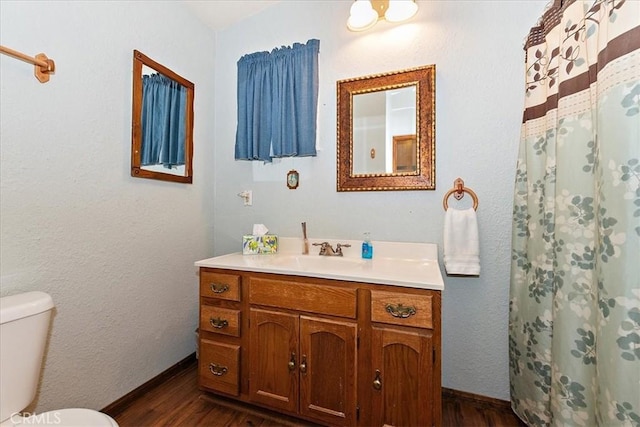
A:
[[17, 409, 118, 427]]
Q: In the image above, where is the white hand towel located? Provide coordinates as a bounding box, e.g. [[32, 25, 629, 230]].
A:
[[443, 207, 480, 276]]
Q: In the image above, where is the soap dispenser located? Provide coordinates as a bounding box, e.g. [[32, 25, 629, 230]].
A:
[[362, 232, 373, 259]]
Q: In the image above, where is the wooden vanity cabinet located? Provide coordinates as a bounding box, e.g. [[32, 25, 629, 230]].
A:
[[198, 268, 441, 427]]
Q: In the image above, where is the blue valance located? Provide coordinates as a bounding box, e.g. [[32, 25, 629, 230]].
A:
[[235, 39, 320, 162], [140, 73, 186, 168]]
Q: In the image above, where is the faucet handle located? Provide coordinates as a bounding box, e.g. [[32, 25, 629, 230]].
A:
[[335, 243, 351, 256], [312, 242, 330, 255]]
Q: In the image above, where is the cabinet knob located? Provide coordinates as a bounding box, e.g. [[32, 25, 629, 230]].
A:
[[288, 352, 296, 371], [373, 369, 382, 390], [209, 317, 229, 329], [209, 363, 228, 376], [210, 283, 229, 294], [385, 303, 417, 318], [299, 355, 307, 374]]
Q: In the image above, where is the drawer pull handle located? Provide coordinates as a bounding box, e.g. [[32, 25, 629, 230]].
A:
[[299, 355, 307, 374], [210, 283, 229, 294], [386, 303, 417, 318], [209, 317, 229, 329], [209, 363, 228, 376], [288, 352, 296, 371], [373, 369, 382, 391]]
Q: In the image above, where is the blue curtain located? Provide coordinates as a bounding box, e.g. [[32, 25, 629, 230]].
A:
[[235, 39, 319, 162], [141, 73, 186, 168]]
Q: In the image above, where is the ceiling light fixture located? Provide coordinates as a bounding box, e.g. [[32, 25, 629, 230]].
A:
[[347, 0, 419, 32]]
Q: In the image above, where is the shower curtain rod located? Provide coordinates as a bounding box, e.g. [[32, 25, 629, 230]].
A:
[[0, 45, 55, 83]]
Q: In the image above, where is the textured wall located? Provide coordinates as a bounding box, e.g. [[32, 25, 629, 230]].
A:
[[0, 1, 215, 412], [212, 1, 545, 400]]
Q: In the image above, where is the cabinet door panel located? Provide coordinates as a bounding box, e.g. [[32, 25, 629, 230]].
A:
[[249, 309, 299, 413], [299, 316, 357, 426], [371, 327, 433, 427]]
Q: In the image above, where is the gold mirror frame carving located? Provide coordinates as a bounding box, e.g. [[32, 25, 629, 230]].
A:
[[337, 65, 435, 191], [131, 50, 194, 184]]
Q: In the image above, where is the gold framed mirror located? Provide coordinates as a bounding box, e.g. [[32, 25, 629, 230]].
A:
[[337, 65, 435, 191], [131, 50, 194, 183]]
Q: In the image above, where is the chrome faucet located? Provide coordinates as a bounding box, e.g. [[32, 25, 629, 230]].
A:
[[312, 242, 351, 256]]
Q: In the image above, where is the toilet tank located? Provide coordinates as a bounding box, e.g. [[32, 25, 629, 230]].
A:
[[0, 291, 54, 423]]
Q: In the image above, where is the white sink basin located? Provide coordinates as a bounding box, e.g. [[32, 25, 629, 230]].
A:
[[195, 237, 444, 290]]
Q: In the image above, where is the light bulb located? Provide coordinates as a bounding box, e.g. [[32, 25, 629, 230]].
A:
[[347, 0, 379, 31], [384, 0, 418, 23]]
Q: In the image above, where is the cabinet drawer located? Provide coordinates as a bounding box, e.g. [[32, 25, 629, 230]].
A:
[[371, 290, 432, 329], [249, 277, 357, 318], [200, 270, 241, 301], [199, 340, 240, 396], [200, 306, 241, 337]]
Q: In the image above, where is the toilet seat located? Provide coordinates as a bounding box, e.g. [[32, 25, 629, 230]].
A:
[[15, 408, 118, 427]]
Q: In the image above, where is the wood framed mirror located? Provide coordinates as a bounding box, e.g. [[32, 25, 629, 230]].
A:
[[337, 65, 435, 191], [131, 50, 194, 183]]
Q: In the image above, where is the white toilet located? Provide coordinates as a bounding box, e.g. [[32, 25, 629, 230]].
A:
[[0, 291, 118, 427]]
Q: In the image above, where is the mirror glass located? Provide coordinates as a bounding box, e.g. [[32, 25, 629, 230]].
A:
[[352, 86, 416, 175], [337, 65, 435, 191], [131, 50, 194, 183]]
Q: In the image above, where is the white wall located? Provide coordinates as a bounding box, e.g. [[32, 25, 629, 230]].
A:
[[213, 1, 545, 400], [0, 1, 215, 412]]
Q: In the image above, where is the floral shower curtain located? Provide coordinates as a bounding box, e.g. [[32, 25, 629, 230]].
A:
[[509, 1, 639, 426]]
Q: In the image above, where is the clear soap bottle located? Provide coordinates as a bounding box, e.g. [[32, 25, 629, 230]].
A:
[[361, 232, 373, 259]]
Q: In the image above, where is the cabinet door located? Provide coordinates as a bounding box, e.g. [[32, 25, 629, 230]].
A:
[[371, 327, 433, 427], [299, 316, 357, 426], [249, 308, 299, 413]]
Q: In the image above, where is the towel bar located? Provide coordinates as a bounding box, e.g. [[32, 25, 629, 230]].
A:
[[443, 178, 478, 211], [0, 45, 55, 83]]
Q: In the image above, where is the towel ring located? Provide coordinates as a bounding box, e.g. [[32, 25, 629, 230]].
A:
[[443, 178, 479, 211]]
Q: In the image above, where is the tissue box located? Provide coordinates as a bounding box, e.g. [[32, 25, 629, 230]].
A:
[[242, 235, 278, 255]]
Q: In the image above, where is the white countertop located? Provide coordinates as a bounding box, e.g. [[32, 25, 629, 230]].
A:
[[195, 237, 444, 291]]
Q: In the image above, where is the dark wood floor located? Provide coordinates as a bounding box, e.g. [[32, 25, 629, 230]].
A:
[[109, 362, 525, 427]]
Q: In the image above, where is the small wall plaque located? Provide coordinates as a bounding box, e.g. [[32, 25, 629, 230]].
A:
[[287, 170, 299, 189]]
